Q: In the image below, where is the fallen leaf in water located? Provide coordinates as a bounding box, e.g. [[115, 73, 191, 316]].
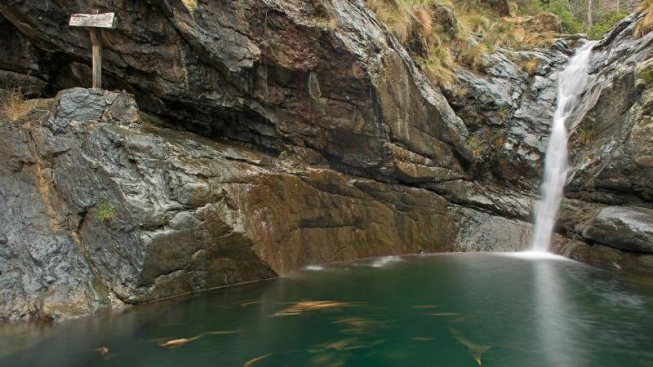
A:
[[450, 328, 491, 366], [96, 347, 110, 357], [425, 312, 460, 316], [244, 353, 273, 367], [241, 300, 263, 308], [204, 330, 244, 335], [334, 317, 379, 328], [411, 337, 434, 341], [334, 316, 384, 334], [413, 305, 438, 309], [273, 301, 360, 317], [158, 335, 203, 348]]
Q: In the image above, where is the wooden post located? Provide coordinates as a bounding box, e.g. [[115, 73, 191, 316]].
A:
[[89, 12, 102, 89], [69, 11, 116, 89]]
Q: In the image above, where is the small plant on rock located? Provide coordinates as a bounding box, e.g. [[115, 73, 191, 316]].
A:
[[467, 135, 484, 157], [96, 201, 117, 222], [578, 124, 595, 145]]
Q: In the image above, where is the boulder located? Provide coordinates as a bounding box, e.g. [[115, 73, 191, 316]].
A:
[[582, 207, 653, 254], [518, 13, 563, 34]]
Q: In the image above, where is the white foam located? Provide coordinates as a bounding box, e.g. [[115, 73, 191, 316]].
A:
[[501, 251, 573, 261], [370, 256, 403, 268], [304, 265, 325, 271]]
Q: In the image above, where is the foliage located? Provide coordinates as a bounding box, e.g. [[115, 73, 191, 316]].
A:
[[587, 10, 630, 39], [0, 88, 30, 122], [518, 0, 544, 15], [640, 68, 653, 85], [96, 201, 117, 222], [544, 0, 583, 34]]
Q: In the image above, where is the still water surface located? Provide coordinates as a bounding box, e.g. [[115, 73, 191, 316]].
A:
[[2, 253, 653, 367]]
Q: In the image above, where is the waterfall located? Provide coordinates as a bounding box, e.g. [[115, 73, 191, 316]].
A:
[[531, 42, 595, 252]]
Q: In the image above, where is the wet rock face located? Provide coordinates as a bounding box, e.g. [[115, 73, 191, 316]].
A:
[[0, 0, 471, 186], [0, 88, 522, 321], [567, 15, 653, 203], [444, 40, 573, 188], [0, 89, 276, 320]]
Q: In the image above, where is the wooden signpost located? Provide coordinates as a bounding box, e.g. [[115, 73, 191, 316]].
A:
[[69, 11, 117, 89]]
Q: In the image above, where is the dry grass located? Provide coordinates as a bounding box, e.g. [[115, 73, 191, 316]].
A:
[[417, 46, 456, 87], [364, 0, 559, 86], [0, 88, 31, 122], [634, 0, 653, 39], [520, 58, 540, 76]]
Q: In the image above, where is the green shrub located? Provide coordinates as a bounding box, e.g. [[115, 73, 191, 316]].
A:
[[518, 0, 543, 16], [544, 0, 582, 34]]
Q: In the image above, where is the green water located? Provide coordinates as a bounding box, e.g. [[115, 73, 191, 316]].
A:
[[2, 253, 653, 367]]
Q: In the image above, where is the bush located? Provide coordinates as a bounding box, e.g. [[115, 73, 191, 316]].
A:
[[544, 0, 582, 34], [518, 0, 543, 16]]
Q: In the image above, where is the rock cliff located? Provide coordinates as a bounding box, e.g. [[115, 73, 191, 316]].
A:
[[0, 0, 652, 321]]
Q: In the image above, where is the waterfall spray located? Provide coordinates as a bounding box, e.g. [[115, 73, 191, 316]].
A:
[[531, 42, 595, 252]]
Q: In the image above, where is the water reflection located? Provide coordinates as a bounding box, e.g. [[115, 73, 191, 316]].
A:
[[533, 258, 587, 367]]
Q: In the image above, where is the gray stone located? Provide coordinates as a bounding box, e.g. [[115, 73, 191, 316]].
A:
[[583, 207, 653, 254]]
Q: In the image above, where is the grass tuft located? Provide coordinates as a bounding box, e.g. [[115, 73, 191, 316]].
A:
[[520, 58, 540, 77], [0, 88, 30, 122]]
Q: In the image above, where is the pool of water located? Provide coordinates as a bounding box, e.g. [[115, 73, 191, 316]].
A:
[[2, 253, 653, 367]]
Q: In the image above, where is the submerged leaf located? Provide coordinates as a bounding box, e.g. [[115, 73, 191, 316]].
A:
[[244, 353, 273, 367], [95, 346, 110, 358], [241, 300, 263, 308], [450, 328, 492, 366], [158, 335, 203, 348], [272, 301, 360, 317]]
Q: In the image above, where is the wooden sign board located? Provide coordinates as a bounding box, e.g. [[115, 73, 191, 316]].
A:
[[69, 13, 116, 29]]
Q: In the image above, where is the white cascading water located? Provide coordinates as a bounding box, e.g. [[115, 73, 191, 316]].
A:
[[531, 42, 595, 252]]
